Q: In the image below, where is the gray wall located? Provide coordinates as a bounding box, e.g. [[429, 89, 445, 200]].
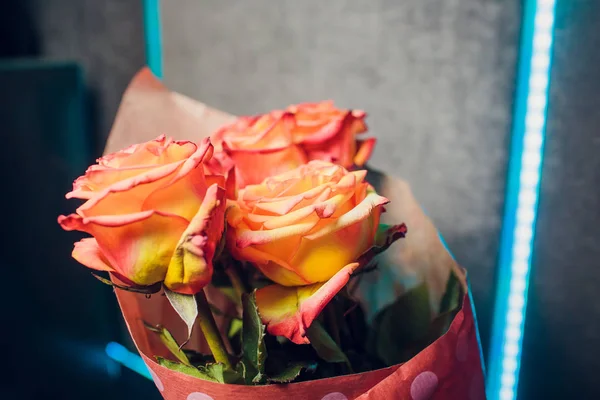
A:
[[162, 0, 522, 357]]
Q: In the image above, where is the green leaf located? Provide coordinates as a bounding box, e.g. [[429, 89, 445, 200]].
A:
[[208, 363, 245, 384], [227, 317, 243, 356], [306, 320, 351, 369], [156, 357, 218, 382], [366, 282, 432, 366], [241, 291, 267, 384], [157, 358, 243, 384], [235, 360, 247, 380], [439, 270, 462, 314], [267, 363, 305, 383], [228, 318, 243, 339], [144, 323, 191, 365], [427, 271, 464, 340], [199, 362, 227, 383], [164, 286, 198, 343]]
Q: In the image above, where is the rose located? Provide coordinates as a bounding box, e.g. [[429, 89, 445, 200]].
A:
[[287, 101, 375, 168], [58, 135, 227, 295], [210, 101, 375, 189], [226, 160, 404, 343], [210, 111, 308, 189], [228, 160, 387, 286]]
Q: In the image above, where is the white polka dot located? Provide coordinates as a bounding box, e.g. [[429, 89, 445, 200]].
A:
[[148, 368, 164, 392], [321, 393, 348, 400], [410, 371, 438, 400], [187, 393, 215, 400], [456, 332, 469, 362]]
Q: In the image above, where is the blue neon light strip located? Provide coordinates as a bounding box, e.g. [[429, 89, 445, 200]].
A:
[[106, 342, 152, 380], [143, 0, 163, 78], [487, 1, 556, 399]]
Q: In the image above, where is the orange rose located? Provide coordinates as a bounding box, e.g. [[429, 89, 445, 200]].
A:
[[211, 112, 308, 189], [287, 101, 375, 168], [210, 101, 375, 189], [227, 160, 397, 343], [58, 135, 226, 295]]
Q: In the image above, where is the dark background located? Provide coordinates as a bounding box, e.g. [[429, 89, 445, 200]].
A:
[[1, 1, 159, 399], [1, 1, 599, 399]]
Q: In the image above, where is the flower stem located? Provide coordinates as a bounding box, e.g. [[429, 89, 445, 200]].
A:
[[226, 264, 247, 299], [195, 289, 233, 369]]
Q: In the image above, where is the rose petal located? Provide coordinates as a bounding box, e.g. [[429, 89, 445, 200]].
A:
[[226, 225, 312, 286], [248, 202, 318, 229], [304, 191, 389, 241], [75, 162, 183, 216], [68, 164, 157, 200], [295, 117, 347, 145], [235, 219, 319, 248], [100, 135, 196, 168], [288, 102, 368, 150], [289, 214, 374, 283], [141, 164, 206, 221], [218, 112, 294, 150], [76, 139, 213, 218], [226, 144, 308, 188], [252, 259, 312, 286], [164, 184, 226, 294], [300, 111, 368, 168], [243, 112, 295, 149], [252, 191, 306, 215], [167, 137, 213, 183], [72, 238, 114, 272], [255, 263, 359, 344], [58, 210, 188, 286], [69, 135, 198, 199], [240, 162, 346, 203], [249, 191, 349, 230], [353, 138, 377, 167]]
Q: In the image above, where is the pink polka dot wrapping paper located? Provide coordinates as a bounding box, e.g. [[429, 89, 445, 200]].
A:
[[107, 68, 487, 400], [116, 289, 485, 400]]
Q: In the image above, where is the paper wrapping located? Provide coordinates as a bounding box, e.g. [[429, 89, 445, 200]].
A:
[[107, 68, 487, 400]]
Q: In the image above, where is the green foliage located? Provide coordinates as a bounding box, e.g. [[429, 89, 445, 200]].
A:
[[150, 262, 464, 385], [306, 321, 351, 369], [241, 292, 267, 384], [267, 363, 306, 383], [164, 287, 198, 342], [144, 324, 191, 365], [366, 271, 464, 366], [156, 357, 241, 384]]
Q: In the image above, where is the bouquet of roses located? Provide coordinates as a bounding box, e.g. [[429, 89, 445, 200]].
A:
[[58, 68, 486, 400]]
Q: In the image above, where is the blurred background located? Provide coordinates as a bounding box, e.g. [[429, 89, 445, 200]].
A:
[[1, 0, 599, 399]]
